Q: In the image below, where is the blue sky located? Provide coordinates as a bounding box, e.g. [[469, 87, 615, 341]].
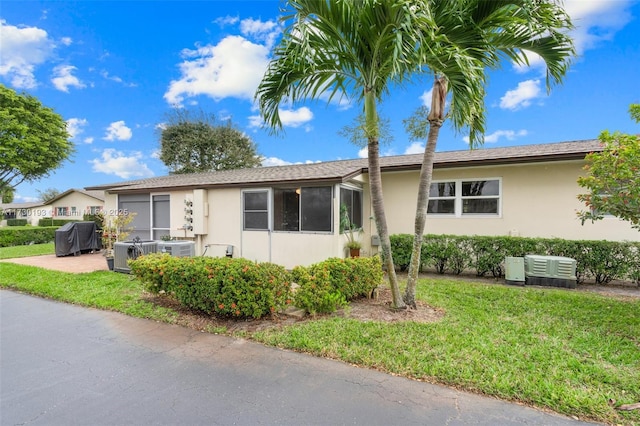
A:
[[2, 0, 639, 203]]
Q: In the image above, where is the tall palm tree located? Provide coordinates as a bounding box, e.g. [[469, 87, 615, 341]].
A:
[[256, 0, 434, 309], [402, 0, 575, 306]]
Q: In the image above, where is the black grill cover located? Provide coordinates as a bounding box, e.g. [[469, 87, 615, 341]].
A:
[[55, 221, 100, 257]]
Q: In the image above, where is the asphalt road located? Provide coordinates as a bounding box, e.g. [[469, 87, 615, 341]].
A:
[[1, 290, 597, 426]]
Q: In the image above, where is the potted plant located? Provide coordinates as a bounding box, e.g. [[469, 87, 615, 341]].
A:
[[340, 205, 362, 257], [98, 211, 136, 270]]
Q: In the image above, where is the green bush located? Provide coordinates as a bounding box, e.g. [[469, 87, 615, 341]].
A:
[[129, 254, 292, 319], [0, 226, 57, 247], [291, 256, 383, 314], [390, 234, 640, 285], [37, 218, 75, 227], [7, 219, 28, 226]]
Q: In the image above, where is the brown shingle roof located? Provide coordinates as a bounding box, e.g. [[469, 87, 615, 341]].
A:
[[86, 139, 602, 193]]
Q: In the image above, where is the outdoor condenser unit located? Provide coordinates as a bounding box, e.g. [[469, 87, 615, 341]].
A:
[[114, 240, 158, 273], [524, 254, 577, 289], [157, 241, 196, 257]]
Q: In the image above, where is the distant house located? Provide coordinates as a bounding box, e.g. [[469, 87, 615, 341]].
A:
[[0, 201, 50, 226], [86, 140, 638, 269], [46, 189, 105, 221], [1, 189, 105, 226]]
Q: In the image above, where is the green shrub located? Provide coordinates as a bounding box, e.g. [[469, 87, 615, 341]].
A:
[[0, 226, 57, 247], [37, 218, 75, 227], [291, 265, 345, 315], [291, 256, 383, 315], [390, 234, 639, 284], [7, 219, 28, 226], [129, 254, 292, 319]]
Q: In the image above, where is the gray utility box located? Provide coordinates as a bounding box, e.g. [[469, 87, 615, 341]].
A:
[[524, 255, 577, 289], [157, 241, 195, 257], [505, 257, 525, 285]]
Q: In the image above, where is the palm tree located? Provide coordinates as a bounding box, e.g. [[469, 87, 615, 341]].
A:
[[402, 0, 575, 306], [256, 0, 433, 309]]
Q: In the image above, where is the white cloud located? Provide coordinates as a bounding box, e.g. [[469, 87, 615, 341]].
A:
[[262, 157, 293, 167], [239, 18, 280, 48], [514, 1, 633, 73], [499, 79, 541, 110], [404, 142, 425, 155], [248, 115, 263, 129], [164, 35, 271, 106], [150, 149, 161, 159], [66, 118, 88, 139], [564, 0, 632, 53], [463, 129, 528, 144], [60, 37, 72, 46], [280, 107, 313, 128], [358, 147, 368, 158], [90, 149, 154, 179], [0, 20, 55, 88], [51, 64, 85, 92], [155, 122, 167, 131], [213, 16, 239, 27], [103, 121, 132, 141], [83, 137, 94, 144]]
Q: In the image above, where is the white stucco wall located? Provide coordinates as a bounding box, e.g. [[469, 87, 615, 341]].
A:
[[373, 160, 639, 242]]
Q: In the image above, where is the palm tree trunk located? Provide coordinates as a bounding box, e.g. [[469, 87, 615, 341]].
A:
[[403, 123, 441, 307], [404, 77, 447, 307], [365, 89, 406, 309]]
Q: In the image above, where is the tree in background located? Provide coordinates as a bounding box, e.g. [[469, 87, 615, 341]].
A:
[[256, 0, 430, 309], [0, 84, 73, 189], [401, 0, 575, 307], [159, 109, 261, 174], [37, 188, 61, 203], [1, 184, 14, 203], [577, 104, 640, 230]]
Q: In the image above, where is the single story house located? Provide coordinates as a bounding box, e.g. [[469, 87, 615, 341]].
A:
[[0, 201, 50, 226], [86, 140, 638, 269], [46, 189, 105, 221]]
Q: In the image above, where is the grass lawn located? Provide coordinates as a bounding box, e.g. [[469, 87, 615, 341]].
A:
[[0, 242, 54, 259], [0, 244, 638, 425]]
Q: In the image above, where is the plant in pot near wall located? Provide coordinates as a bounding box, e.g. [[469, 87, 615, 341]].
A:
[[98, 211, 136, 270], [341, 205, 362, 258]]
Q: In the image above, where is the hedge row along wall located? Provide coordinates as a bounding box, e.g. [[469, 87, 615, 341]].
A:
[[0, 227, 57, 247], [390, 234, 640, 285]]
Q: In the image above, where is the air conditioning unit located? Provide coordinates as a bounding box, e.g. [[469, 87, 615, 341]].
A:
[[114, 240, 158, 273], [505, 257, 525, 285], [524, 255, 577, 288], [157, 241, 195, 257]]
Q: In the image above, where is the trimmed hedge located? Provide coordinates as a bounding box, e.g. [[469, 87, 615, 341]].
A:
[[6, 219, 28, 226], [390, 234, 640, 285], [0, 226, 57, 247], [37, 218, 75, 227], [292, 256, 383, 314], [129, 254, 292, 319]]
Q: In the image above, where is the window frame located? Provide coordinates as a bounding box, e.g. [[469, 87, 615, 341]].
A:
[[428, 178, 502, 218], [340, 185, 363, 231], [272, 185, 333, 234], [242, 189, 270, 231], [151, 193, 171, 240]]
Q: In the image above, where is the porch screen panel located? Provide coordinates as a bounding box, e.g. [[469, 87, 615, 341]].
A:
[[340, 187, 363, 229], [152, 195, 170, 240], [301, 187, 332, 232], [118, 193, 151, 240]]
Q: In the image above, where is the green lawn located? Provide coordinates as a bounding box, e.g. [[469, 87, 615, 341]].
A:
[[0, 242, 54, 259], [0, 245, 638, 425]]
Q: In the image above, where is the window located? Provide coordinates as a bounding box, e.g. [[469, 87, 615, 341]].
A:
[[340, 187, 363, 229], [243, 190, 269, 230], [428, 179, 500, 217], [56, 207, 68, 216], [70, 206, 78, 216], [152, 195, 170, 239], [273, 186, 332, 232], [428, 182, 456, 214], [87, 206, 102, 215]]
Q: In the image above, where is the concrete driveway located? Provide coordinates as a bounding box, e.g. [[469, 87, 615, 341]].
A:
[[0, 251, 108, 273], [1, 290, 596, 426]]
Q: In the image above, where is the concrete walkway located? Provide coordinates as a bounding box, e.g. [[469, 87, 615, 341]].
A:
[[1, 290, 597, 426]]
